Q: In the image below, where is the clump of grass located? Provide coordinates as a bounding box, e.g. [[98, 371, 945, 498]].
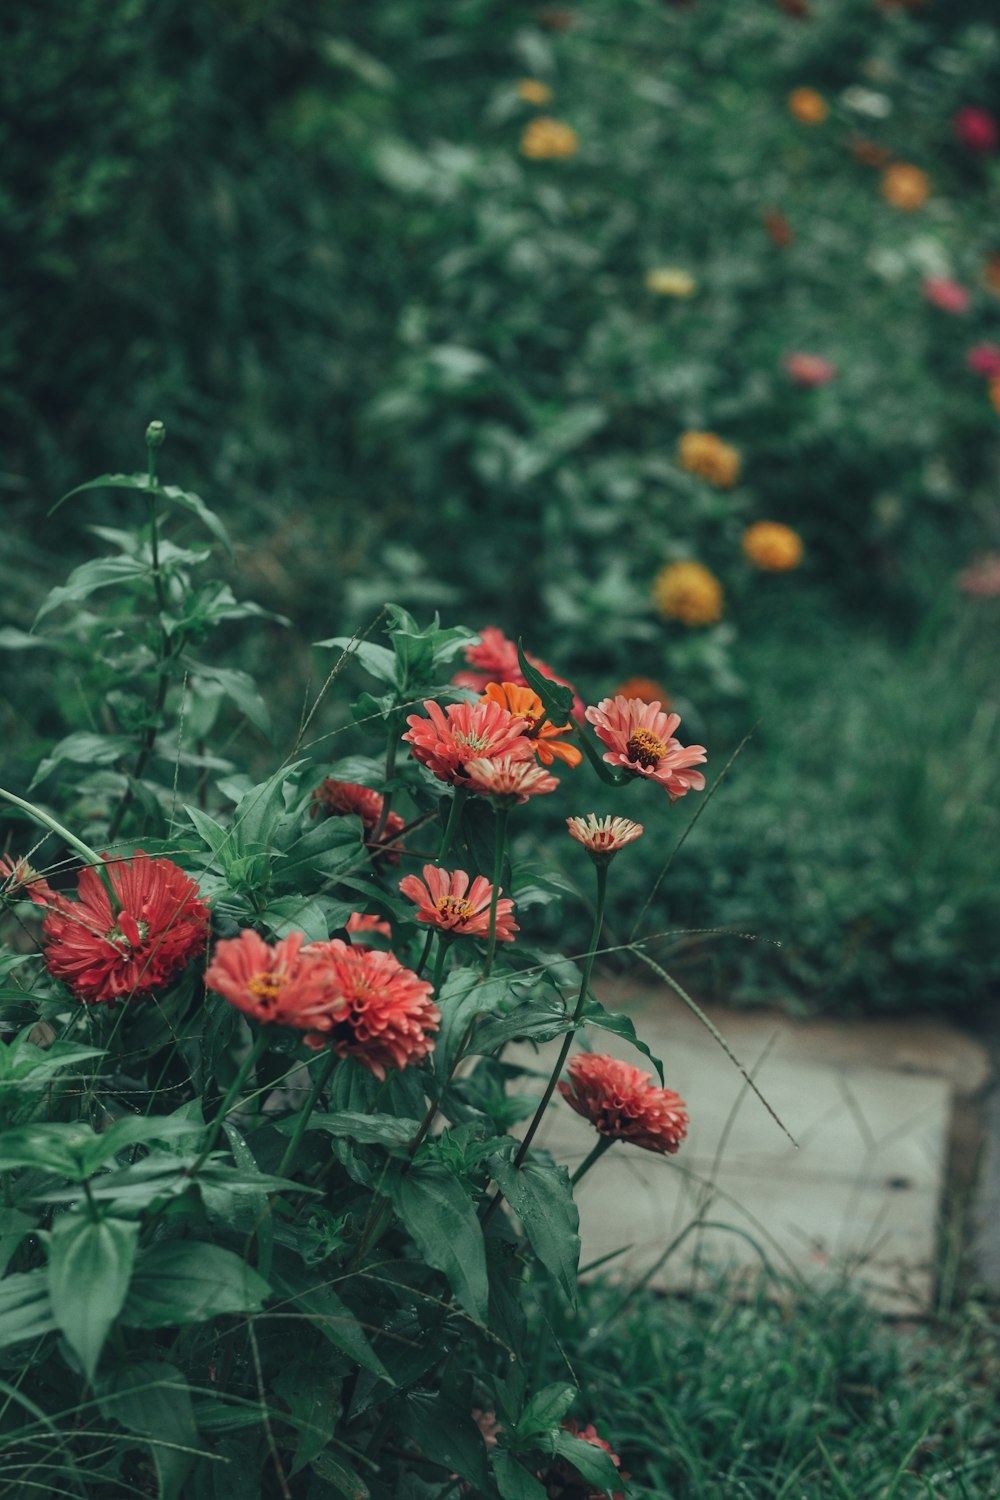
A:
[[534, 1275, 1000, 1498]]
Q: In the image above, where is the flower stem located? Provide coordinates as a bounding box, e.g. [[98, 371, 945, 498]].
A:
[[189, 1029, 269, 1176], [482, 804, 510, 978], [436, 787, 467, 864], [371, 728, 399, 844], [513, 860, 607, 1168], [277, 1049, 338, 1179], [570, 1133, 615, 1186], [430, 931, 452, 995], [0, 787, 118, 907]]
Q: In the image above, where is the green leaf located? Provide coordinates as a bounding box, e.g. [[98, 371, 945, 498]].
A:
[[34, 555, 151, 626], [0, 1210, 35, 1276], [0, 1121, 100, 1178], [488, 1149, 580, 1302], [121, 1241, 270, 1328], [434, 967, 512, 1079], [273, 1360, 341, 1476], [397, 1391, 490, 1488], [51, 472, 232, 558], [543, 1429, 622, 1494], [29, 731, 135, 790], [180, 660, 271, 738], [0, 1270, 56, 1350], [386, 1163, 489, 1323], [47, 1214, 138, 1379], [286, 1111, 421, 1147], [158, 482, 233, 558], [271, 1265, 390, 1380], [582, 998, 665, 1085], [518, 1383, 577, 1436], [261, 894, 330, 942], [185, 804, 232, 861], [0, 1032, 102, 1094], [275, 815, 364, 886], [516, 639, 575, 722], [492, 1450, 548, 1500], [310, 1449, 371, 1499], [98, 1360, 201, 1500], [314, 637, 398, 685]]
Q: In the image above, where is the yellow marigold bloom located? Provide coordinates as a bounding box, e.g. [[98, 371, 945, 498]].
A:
[[881, 163, 930, 211], [788, 88, 829, 125], [677, 431, 741, 488], [645, 267, 697, 298], [989, 377, 1000, 416], [520, 117, 579, 160], [652, 562, 724, 627], [742, 521, 804, 572], [517, 79, 553, 105]]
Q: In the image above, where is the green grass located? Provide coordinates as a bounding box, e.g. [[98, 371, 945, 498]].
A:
[[533, 1276, 1000, 1498]]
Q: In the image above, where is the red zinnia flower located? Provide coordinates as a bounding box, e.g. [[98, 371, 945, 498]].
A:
[[481, 681, 582, 768], [966, 343, 1000, 378], [41, 853, 209, 1005], [301, 940, 440, 1079], [923, 277, 970, 314], [399, 865, 518, 942], [464, 755, 560, 803], [559, 1053, 688, 1155], [311, 779, 406, 864], [585, 696, 706, 801], [783, 352, 836, 387], [205, 929, 343, 1036], [453, 627, 585, 721], [954, 106, 998, 154], [345, 912, 393, 949], [0, 854, 58, 909], [403, 699, 534, 786]]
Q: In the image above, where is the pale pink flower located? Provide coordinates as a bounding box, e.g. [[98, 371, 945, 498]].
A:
[[923, 277, 970, 313], [403, 699, 533, 785], [566, 814, 644, 859], [783, 352, 837, 386], [399, 865, 518, 941], [585, 696, 706, 801], [463, 755, 560, 803]]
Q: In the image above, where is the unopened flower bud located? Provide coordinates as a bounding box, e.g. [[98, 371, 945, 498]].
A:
[[145, 420, 166, 449]]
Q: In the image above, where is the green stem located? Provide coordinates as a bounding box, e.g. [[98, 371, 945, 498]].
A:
[[277, 1049, 338, 1179], [482, 804, 510, 978], [371, 728, 399, 844], [430, 931, 452, 994], [0, 787, 118, 907], [513, 860, 607, 1168], [414, 929, 435, 977], [189, 1029, 269, 1177], [570, 1133, 615, 1186], [436, 787, 467, 864]]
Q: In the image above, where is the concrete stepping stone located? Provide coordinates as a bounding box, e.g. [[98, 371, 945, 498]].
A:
[[507, 976, 991, 1312]]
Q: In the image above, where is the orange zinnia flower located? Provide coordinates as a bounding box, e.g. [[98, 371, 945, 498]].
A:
[[559, 1053, 688, 1156], [206, 929, 344, 1036], [612, 677, 670, 708], [43, 853, 209, 1005], [480, 682, 582, 768], [399, 865, 518, 942]]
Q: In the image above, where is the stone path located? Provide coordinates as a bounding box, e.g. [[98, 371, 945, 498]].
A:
[[508, 975, 992, 1312]]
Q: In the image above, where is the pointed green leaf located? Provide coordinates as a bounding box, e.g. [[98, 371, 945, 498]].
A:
[[121, 1241, 270, 1328], [98, 1360, 201, 1500], [515, 640, 574, 722], [285, 1111, 421, 1147], [0, 1270, 56, 1350], [386, 1163, 489, 1323], [47, 1214, 139, 1379], [581, 998, 664, 1084], [397, 1391, 490, 1488], [488, 1149, 580, 1302], [543, 1429, 622, 1493], [34, 556, 151, 626], [492, 1450, 548, 1500]]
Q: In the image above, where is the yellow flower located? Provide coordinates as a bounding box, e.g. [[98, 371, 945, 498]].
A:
[[652, 562, 724, 627], [645, 267, 697, 298], [788, 88, 829, 125], [880, 163, 930, 211], [517, 79, 553, 105], [520, 117, 579, 159], [677, 431, 741, 488], [742, 522, 804, 572], [989, 377, 1000, 416]]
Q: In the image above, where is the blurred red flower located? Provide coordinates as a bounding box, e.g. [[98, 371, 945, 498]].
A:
[[923, 278, 970, 313], [954, 107, 998, 154]]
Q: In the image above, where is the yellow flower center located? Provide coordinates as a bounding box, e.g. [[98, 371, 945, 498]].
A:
[[248, 971, 288, 1006], [436, 895, 478, 923], [625, 728, 667, 768], [456, 731, 491, 752]]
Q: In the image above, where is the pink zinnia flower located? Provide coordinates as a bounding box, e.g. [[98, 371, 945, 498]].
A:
[[954, 106, 998, 154], [403, 699, 534, 785], [301, 940, 439, 1079], [399, 865, 518, 941], [923, 277, 970, 314], [453, 626, 585, 721], [311, 779, 406, 864], [957, 553, 1000, 598], [559, 1053, 688, 1156], [205, 929, 344, 1036], [42, 853, 209, 1005], [967, 343, 1000, 377], [585, 696, 706, 801], [463, 755, 560, 803], [345, 912, 393, 950], [783, 352, 837, 386], [566, 814, 644, 860]]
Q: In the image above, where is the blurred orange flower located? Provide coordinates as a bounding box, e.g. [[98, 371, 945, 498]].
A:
[[788, 88, 829, 125], [989, 377, 1000, 416], [851, 138, 893, 168], [678, 431, 741, 487], [743, 522, 804, 571], [613, 676, 670, 708], [520, 117, 578, 159], [652, 561, 724, 626], [982, 255, 1000, 297], [762, 208, 794, 247], [881, 163, 930, 210], [517, 79, 552, 105]]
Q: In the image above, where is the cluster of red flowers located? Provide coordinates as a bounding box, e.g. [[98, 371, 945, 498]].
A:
[[206, 930, 439, 1080], [559, 1053, 688, 1156], [311, 778, 406, 863], [31, 853, 209, 1006]]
